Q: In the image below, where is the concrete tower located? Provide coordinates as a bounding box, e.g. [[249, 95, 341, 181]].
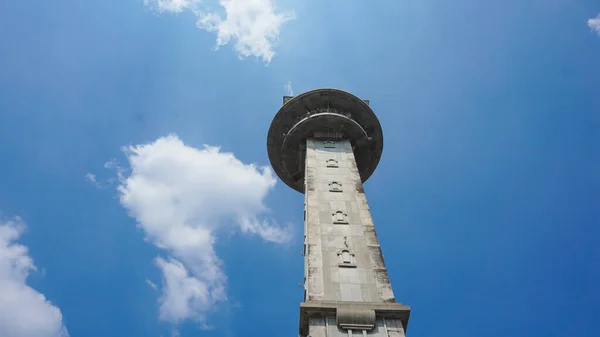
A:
[[267, 89, 411, 337]]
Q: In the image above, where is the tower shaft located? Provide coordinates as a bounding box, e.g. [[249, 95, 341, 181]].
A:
[[300, 138, 409, 337]]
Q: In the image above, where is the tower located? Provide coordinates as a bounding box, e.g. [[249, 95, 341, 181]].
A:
[[267, 89, 410, 337]]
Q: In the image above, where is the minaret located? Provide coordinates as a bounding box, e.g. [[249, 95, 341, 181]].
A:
[[267, 89, 410, 337]]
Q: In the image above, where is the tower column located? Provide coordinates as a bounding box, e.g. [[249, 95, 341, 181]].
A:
[[301, 139, 409, 337]]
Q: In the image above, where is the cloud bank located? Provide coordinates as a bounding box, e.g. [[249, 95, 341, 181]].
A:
[[145, 0, 295, 63], [105, 135, 290, 324], [0, 217, 68, 337]]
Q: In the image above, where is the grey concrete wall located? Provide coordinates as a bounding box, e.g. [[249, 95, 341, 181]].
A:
[[303, 139, 395, 304]]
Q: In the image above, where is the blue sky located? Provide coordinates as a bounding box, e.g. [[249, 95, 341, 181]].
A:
[[1, 0, 599, 336]]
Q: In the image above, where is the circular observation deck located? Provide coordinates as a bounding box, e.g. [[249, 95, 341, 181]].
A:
[[267, 88, 384, 193]]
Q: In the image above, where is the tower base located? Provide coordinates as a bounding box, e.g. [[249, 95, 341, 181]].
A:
[[300, 301, 410, 337]]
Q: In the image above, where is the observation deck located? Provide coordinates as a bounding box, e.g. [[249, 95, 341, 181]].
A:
[[267, 88, 384, 193]]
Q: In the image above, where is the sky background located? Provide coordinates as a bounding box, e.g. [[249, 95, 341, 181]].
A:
[[1, 0, 599, 336]]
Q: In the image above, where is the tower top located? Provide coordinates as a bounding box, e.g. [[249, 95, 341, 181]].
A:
[[267, 88, 384, 193]]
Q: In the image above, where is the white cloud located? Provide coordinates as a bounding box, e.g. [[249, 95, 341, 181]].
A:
[[146, 0, 201, 13], [589, 14, 600, 36], [108, 135, 290, 324], [284, 81, 294, 96], [155, 257, 212, 323], [0, 217, 69, 337], [146, 279, 158, 291], [85, 165, 119, 189], [145, 0, 294, 63], [85, 172, 109, 188], [85, 172, 98, 184]]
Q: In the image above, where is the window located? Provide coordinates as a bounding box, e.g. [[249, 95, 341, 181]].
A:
[[333, 211, 348, 224], [341, 250, 352, 264], [338, 249, 356, 267], [329, 181, 343, 192]]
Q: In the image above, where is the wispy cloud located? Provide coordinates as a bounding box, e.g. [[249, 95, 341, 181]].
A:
[[85, 173, 111, 189], [145, 0, 295, 63], [0, 216, 69, 337], [284, 81, 294, 96], [146, 279, 158, 291], [86, 160, 124, 188], [94, 135, 291, 327], [589, 13, 600, 36]]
